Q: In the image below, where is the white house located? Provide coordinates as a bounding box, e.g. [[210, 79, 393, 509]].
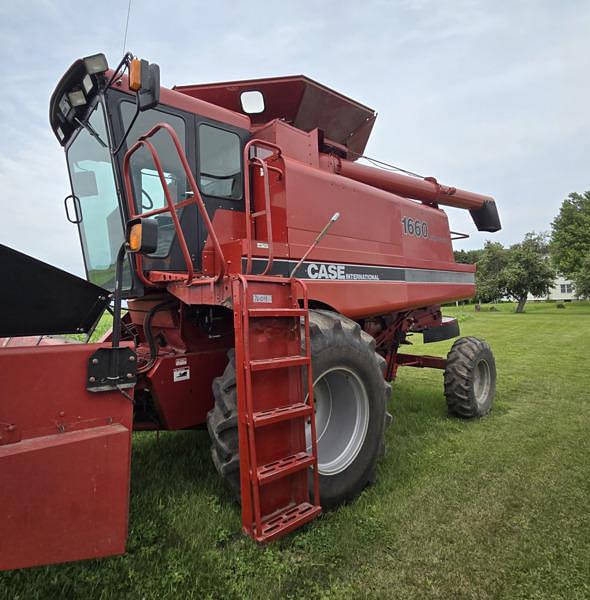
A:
[[528, 274, 576, 301]]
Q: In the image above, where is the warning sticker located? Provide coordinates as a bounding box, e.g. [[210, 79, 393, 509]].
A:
[[253, 294, 273, 304], [173, 367, 190, 382], [175, 357, 188, 366]]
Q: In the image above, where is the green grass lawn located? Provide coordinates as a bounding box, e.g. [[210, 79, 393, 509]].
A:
[[3, 302, 590, 599]]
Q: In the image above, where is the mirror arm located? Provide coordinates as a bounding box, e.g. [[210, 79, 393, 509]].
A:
[[105, 52, 134, 89], [112, 92, 141, 156], [112, 92, 140, 156], [111, 242, 128, 350]]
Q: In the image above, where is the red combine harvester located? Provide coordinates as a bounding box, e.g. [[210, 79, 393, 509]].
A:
[[0, 53, 500, 571]]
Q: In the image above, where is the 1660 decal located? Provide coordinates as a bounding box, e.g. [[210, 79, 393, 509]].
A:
[[401, 217, 429, 238]]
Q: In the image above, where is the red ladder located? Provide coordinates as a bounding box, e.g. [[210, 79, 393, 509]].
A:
[[233, 275, 321, 542]]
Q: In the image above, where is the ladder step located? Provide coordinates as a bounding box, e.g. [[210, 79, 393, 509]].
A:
[[253, 403, 313, 428], [256, 502, 322, 542], [250, 355, 308, 371], [257, 452, 315, 485], [248, 308, 306, 318]]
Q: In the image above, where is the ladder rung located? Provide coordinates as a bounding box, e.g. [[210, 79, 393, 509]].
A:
[[253, 403, 313, 428], [248, 308, 306, 318], [252, 210, 267, 218], [256, 502, 321, 542], [250, 355, 308, 371], [257, 452, 315, 485]]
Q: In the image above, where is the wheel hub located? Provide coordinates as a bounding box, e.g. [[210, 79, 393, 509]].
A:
[[306, 366, 370, 476], [473, 358, 491, 408]]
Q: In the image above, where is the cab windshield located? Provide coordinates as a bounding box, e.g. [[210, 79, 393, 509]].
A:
[[66, 101, 125, 289]]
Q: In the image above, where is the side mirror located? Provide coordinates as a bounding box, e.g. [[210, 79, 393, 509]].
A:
[[126, 217, 158, 255], [110, 217, 157, 352], [129, 58, 160, 111], [112, 57, 161, 155]]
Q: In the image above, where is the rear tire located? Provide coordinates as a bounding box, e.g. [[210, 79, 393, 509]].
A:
[[444, 336, 496, 418], [206, 310, 392, 507]]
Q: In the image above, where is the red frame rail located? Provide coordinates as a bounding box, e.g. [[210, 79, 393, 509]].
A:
[[122, 122, 226, 286]]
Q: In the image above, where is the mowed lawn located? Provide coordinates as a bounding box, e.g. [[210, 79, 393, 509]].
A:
[[2, 302, 589, 599]]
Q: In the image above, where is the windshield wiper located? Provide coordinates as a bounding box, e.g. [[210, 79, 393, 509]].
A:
[[74, 117, 108, 148]]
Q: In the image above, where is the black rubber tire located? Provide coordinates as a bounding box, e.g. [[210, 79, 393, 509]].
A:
[[444, 336, 496, 418], [207, 348, 241, 498], [206, 310, 392, 507]]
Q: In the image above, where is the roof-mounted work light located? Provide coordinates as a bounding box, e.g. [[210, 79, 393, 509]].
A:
[[68, 89, 86, 107], [83, 53, 108, 75], [82, 73, 93, 95]]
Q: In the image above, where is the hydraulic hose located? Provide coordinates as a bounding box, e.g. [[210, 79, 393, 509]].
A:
[[137, 299, 178, 374]]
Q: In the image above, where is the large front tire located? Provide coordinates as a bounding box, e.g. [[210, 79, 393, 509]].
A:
[[206, 310, 392, 507]]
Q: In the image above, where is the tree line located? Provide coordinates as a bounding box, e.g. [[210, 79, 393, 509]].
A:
[[454, 191, 590, 313]]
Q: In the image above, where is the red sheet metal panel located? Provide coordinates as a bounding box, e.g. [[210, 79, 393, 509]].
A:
[[148, 349, 228, 429], [0, 425, 131, 571], [0, 343, 133, 571]]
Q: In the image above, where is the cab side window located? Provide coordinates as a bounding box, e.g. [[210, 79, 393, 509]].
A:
[[198, 124, 242, 200]]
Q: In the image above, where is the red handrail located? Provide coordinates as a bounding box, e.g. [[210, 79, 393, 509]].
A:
[[242, 140, 282, 275], [250, 157, 274, 276], [123, 122, 226, 286]]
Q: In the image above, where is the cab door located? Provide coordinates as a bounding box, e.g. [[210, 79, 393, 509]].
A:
[[116, 96, 201, 275]]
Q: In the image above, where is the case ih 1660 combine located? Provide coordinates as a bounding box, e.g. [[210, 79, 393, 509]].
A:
[[0, 53, 500, 570]]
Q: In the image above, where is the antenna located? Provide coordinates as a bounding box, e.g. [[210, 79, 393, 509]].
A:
[[289, 213, 340, 278], [122, 0, 132, 53]]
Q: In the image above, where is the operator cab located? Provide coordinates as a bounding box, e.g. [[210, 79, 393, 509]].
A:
[[50, 53, 248, 296]]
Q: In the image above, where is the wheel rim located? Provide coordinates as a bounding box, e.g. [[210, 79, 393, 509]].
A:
[[305, 366, 370, 476], [473, 359, 491, 408]]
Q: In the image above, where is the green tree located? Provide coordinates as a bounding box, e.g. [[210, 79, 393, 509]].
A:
[[502, 233, 555, 313], [551, 191, 590, 297], [572, 254, 590, 299], [475, 241, 509, 303], [454, 249, 483, 265]]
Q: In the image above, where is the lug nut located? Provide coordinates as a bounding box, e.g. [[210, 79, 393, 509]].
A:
[[129, 355, 136, 362], [92, 358, 99, 365], [126, 373, 134, 379]]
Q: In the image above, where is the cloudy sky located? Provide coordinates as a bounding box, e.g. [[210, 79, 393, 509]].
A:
[[1, 0, 588, 275]]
